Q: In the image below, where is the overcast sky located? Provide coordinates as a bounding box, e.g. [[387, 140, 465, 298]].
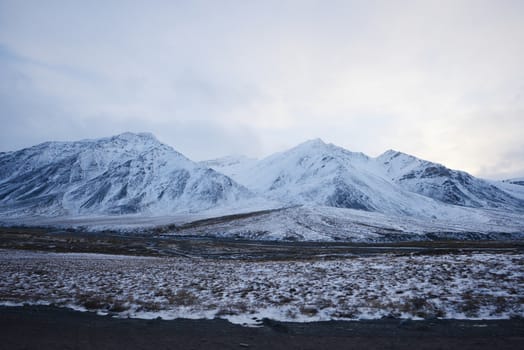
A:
[[1, 0, 523, 179]]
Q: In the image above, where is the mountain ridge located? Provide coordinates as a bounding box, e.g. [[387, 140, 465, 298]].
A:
[[208, 139, 524, 215]]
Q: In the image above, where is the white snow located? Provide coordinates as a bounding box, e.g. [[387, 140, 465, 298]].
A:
[[492, 180, 524, 200]]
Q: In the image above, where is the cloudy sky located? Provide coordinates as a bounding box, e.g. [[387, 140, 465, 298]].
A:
[[1, 0, 523, 179]]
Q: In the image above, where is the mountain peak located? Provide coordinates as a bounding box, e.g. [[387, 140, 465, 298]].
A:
[[379, 149, 402, 158], [288, 138, 330, 154], [383, 149, 399, 155], [300, 138, 326, 147]]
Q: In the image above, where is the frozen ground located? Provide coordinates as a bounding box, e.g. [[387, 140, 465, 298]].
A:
[[165, 206, 524, 241], [1, 249, 522, 326]]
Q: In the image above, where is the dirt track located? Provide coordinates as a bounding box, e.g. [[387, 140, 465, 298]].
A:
[[1, 306, 523, 350]]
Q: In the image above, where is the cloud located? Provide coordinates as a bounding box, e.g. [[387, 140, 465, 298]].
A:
[[0, 0, 523, 178]]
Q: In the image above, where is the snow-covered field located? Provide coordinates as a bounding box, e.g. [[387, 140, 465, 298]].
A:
[[1, 249, 522, 325]]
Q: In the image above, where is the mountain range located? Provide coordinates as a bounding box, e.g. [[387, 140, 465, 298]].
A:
[[1, 132, 523, 241], [205, 139, 523, 216]]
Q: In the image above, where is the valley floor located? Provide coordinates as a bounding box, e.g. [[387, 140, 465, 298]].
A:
[[0, 244, 523, 324]]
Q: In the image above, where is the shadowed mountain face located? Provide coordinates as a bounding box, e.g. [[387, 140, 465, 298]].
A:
[[0, 133, 252, 216], [377, 150, 524, 210]]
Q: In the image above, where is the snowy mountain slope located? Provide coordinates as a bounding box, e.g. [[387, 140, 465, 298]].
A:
[[0, 133, 255, 216], [166, 205, 524, 242], [207, 139, 379, 210], [491, 180, 524, 201], [205, 139, 523, 219], [3, 203, 520, 242], [377, 150, 524, 210], [0, 132, 157, 184]]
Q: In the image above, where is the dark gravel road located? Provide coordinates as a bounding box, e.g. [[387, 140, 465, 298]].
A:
[[1, 306, 523, 350]]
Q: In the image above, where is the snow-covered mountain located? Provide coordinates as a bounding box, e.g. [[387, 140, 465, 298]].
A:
[[208, 139, 524, 217], [0, 133, 253, 216], [1, 134, 523, 241]]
